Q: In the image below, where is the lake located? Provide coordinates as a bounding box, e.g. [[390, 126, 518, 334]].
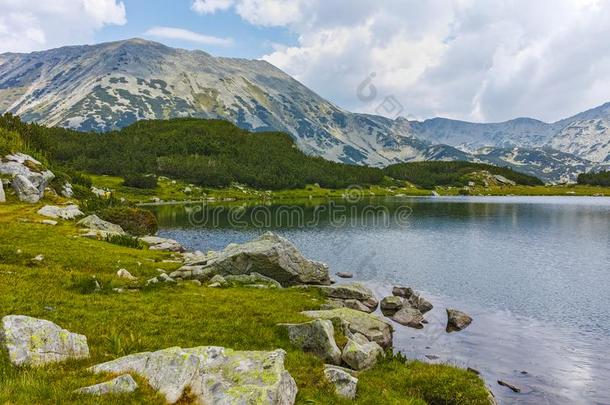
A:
[[150, 196, 610, 404]]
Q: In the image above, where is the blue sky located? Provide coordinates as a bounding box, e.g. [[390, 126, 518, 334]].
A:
[[1, 0, 610, 123], [94, 0, 296, 59]]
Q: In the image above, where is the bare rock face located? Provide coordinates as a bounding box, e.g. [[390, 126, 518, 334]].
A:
[[90, 346, 298, 404], [0, 315, 89, 367], [446, 309, 473, 332], [173, 233, 330, 287], [75, 374, 138, 396], [279, 320, 341, 365]]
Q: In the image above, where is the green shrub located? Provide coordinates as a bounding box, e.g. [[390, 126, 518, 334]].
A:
[[578, 171, 610, 187], [99, 207, 158, 236], [69, 171, 93, 188], [105, 234, 146, 249], [122, 173, 158, 189], [0, 128, 25, 156]]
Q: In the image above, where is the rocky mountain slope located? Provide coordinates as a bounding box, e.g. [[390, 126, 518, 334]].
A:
[[1, 38, 609, 183]]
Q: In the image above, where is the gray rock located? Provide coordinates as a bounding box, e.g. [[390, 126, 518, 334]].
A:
[[446, 309, 472, 332], [380, 296, 403, 313], [341, 338, 384, 371], [494, 175, 516, 186], [195, 232, 330, 287], [90, 346, 297, 404], [41, 219, 57, 226], [37, 205, 84, 220], [324, 365, 358, 399], [11, 174, 41, 203], [169, 265, 217, 281], [302, 308, 393, 348], [0, 180, 5, 203], [158, 273, 176, 283], [208, 274, 227, 287], [224, 272, 282, 289], [326, 298, 374, 313], [279, 320, 341, 365], [117, 269, 136, 280], [61, 182, 74, 198], [140, 236, 184, 252], [319, 283, 375, 302], [392, 286, 413, 298], [408, 293, 433, 314], [75, 374, 138, 396], [0, 315, 89, 366], [78, 215, 125, 235], [391, 307, 424, 329]]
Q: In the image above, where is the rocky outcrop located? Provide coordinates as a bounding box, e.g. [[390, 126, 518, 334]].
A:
[[77, 215, 125, 235], [323, 365, 358, 399], [37, 205, 84, 220], [302, 308, 393, 348], [0, 315, 89, 366], [90, 346, 297, 404], [446, 309, 472, 332], [0, 153, 54, 203], [341, 338, 384, 371], [172, 233, 330, 287], [140, 236, 184, 252], [75, 374, 138, 396], [279, 320, 341, 365]]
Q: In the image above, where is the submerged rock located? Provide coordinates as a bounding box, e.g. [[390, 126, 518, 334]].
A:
[[37, 205, 84, 220], [78, 215, 125, 235], [280, 319, 341, 365], [75, 374, 138, 396], [446, 308, 473, 332], [90, 346, 297, 404], [302, 308, 393, 348], [324, 365, 358, 399], [0, 315, 89, 366]]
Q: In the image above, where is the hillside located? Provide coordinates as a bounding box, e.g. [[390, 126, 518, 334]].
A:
[[1, 39, 609, 182]]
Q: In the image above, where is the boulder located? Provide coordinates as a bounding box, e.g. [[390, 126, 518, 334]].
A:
[[75, 374, 138, 396], [140, 236, 184, 252], [0, 180, 5, 203], [279, 320, 341, 365], [37, 205, 84, 220], [90, 346, 297, 404], [78, 215, 125, 235], [0, 315, 89, 366], [117, 269, 136, 280], [446, 309, 472, 332], [194, 232, 330, 287], [208, 274, 228, 287], [323, 365, 358, 399], [302, 308, 393, 348], [11, 174, 41, 203], [392, 286, 413, 298], [380, 296, 403, 313], [391, 307, 424, 329], [341, 338, 384, 371]]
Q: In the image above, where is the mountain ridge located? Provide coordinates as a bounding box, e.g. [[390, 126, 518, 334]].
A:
[[1, 38, 609, 183]]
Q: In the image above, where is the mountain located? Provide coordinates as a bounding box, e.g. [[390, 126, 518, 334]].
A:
[[1, 38, 609, 183]]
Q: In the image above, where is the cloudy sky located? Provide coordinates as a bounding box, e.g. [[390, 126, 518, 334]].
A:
[[1, 0, 609, 123]]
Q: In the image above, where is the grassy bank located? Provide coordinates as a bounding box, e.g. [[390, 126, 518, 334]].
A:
[[0, 201, 492, 404]]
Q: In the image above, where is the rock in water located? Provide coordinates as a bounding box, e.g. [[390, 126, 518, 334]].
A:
[[391, 307, 424, 329], [392, 286, 413, 298], [202, 232, 330, 286], [380, 296, 403, 313], [37, 205, 84, 220], [409, 293, 433, 314], [0, 180, 5, 203], [75, 374, 138, 396], [279, 320, 341, 365], [302, 308, 393, 348], [0, 315, 89, 366], [341, 338, 384, 370], [497, 380, 521, 393], [323, 365, 358, 399], [90, 346, 297, 404], [78, 215, 125, 235], [446, 308, 473, 332], [11, 174, 41, 203], [336, 272, 353, 279]]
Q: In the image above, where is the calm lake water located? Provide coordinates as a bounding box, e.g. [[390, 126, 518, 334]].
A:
[[150, 196, 610, 405]]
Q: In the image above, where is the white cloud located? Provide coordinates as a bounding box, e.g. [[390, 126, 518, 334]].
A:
[[208, 0, 610, 123], [191, 0, 234, 14], [0, 0, 126, 53], [144, 26, 233, 47]]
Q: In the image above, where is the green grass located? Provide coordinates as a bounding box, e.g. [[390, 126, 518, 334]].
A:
[[0, 202, 491, 404], [435, 184, 610, 196]]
